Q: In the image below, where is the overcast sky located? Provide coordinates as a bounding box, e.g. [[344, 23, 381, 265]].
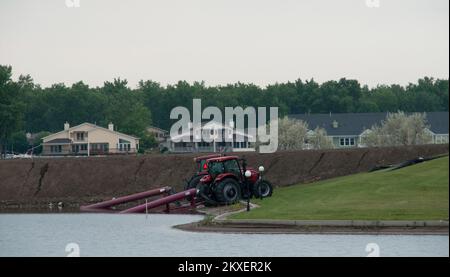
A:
[[0, 0, 448, 88]]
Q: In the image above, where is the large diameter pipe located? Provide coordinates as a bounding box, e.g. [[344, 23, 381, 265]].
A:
[[119, 188, 197, 214], [80, 186, 172, 211]]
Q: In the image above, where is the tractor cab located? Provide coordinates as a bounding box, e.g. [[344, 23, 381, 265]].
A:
[[204, 156, 259, 183], [193, 154, 222, 173], [207, 156, 242, 179]]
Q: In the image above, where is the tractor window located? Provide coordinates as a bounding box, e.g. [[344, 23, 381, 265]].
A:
[[198, 160, 208, 171], [223, 159, 241, 176], [209, 162, 224, 176]]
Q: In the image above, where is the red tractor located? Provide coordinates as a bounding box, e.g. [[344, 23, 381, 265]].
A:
[[194, 156, 273, 205]]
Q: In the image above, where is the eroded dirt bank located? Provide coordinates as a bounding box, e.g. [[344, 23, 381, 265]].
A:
[[0, 144, 448, 211], [175, 221, 450, 235]]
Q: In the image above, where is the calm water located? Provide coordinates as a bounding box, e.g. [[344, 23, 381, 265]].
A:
[[0, 214, 448, 257]]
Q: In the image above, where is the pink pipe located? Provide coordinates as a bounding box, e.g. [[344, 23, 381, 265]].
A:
[[119, 188, 197, 214], [80, 186, 172, 212]]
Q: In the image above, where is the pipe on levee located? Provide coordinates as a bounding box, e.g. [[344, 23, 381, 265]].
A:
[[80, 186, 172, 212], [119, 188, 198, 214]]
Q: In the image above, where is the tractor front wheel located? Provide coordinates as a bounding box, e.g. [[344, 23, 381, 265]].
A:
[[253, 180, 273, 198], [214, 179, 241, 204]]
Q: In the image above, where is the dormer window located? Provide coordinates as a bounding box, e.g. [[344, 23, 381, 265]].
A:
[[332, 120, 339, 129]]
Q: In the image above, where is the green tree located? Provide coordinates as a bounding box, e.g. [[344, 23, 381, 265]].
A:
[[1, 64, 448, 150], [138, 133, 158, 153], [0, 65, 25, 158], [7, 131, 29, 154], [102, 79, 152, 137]]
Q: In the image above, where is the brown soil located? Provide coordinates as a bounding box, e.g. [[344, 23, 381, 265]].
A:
[[0, 144, 448, 211]]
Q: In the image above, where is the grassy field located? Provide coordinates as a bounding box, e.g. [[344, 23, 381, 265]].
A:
[[232, 156, 449, 221]]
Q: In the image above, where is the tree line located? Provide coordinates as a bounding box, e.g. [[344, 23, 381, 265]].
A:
[[0, 64, 448, 155]]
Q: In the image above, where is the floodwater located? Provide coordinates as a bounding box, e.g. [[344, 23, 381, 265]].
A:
[[0, 214, 448, 257]]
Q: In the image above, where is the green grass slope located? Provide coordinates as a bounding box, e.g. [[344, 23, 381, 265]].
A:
[[233, 156, 449, 221]]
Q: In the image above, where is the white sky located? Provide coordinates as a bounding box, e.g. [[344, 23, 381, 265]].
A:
[[0, 0, 448, 88]]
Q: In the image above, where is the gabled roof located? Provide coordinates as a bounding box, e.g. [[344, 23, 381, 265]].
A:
[[42, 122, 139, 141], [147, 126, 168, 133], [288, 112, 449, 136], [425, 112, 449, 134]]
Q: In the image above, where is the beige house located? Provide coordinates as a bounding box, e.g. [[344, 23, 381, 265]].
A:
[[42, 122, 139, 156], [146, 126, 168, 143]]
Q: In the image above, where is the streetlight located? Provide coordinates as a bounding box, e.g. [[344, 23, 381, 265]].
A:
[[242, 158, 251, 212]]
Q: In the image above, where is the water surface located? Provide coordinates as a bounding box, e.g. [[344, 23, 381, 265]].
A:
[[0, 214, 448, 257]]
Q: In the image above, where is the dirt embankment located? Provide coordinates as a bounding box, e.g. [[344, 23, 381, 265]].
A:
[[0, 144, 448, 210]]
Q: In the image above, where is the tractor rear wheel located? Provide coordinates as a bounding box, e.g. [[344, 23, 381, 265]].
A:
[[253, 180, 273, 198], [184, 175, 202, 191], [214, 178, 241, 204]]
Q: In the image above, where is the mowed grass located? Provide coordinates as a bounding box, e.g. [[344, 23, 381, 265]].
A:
[[232, 156, 449, 221]]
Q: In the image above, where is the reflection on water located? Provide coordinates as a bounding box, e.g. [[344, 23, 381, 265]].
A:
[[0, 214, 448, 257]]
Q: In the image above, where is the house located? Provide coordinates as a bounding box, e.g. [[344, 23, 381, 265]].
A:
[[166, 121, 255, 153], [289, 112, 449, 148], [147, 126, 169, 143], [42, 122, 140, 156]]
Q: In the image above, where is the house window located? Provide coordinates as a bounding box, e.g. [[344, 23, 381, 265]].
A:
[[76, 132, 85, 141], [198, 142, 210, 147], [51, 145, 62, 153], [80, 144, 87, 151], [350, 138, 355, 146], [118, 139, 131, 151], [339, 137, 356, 147], [72, 145, 79, 153]]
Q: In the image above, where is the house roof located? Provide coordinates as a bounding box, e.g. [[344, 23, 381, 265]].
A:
[[42, 122, 139, 141], [288, 112, 449, 136], [45, 138, 72, 144], [147, 126, 168, 134], [426, 112, 449, 134]]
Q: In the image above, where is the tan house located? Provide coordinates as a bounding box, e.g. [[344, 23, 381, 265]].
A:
[[42, 122, 139, 156], [146, 126, 168, 143]]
